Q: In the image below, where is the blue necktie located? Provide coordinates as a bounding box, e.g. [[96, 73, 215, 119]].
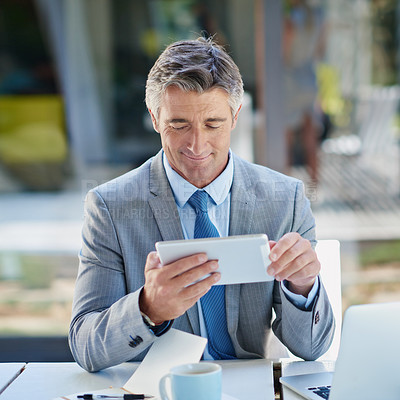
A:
[[188, 190, 236, 359]]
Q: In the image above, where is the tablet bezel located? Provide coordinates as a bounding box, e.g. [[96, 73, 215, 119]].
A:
[[155, 234, 273, 285]]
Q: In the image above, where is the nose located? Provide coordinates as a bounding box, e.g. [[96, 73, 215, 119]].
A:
[[187, 126, 207, 155]]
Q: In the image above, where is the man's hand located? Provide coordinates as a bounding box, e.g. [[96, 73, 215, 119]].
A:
[[267, 232, 320, 297], [139, 251, 220, 325]]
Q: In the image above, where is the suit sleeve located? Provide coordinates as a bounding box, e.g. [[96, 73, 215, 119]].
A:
[[272, 181, 335, 360], [69, 190, 157, 372]]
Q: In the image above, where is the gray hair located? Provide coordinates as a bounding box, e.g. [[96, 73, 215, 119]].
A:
[[145, 37, 244, 121]]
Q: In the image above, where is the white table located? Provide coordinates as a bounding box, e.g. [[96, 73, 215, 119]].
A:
[[219, 359, 274, 400], [0, 359, 274, 400], [280, 360, 336, 400], [0, 362, 137, 400], [0, 363, 26, 394]]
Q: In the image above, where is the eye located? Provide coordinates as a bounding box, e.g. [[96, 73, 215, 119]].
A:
[[171, 125, 188, 131], [205, 118, 226, 130]]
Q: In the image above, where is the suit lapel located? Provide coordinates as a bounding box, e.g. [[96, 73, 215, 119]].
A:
[[148, 151, 184, 242], [226, 155, 257, 346], [148, 152, 200, 334], [229, 156, 256, 236]]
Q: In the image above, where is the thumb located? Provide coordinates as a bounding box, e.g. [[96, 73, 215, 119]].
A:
[[145, 251, 162, 272], [269, 240, 277, 250]]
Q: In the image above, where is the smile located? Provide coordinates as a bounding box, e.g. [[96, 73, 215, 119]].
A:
[[183, 153, 211, 162]]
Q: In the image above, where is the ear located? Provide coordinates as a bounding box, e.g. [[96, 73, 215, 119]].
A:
[[148, 109, 159, 133], [231, 104, 242, 130]]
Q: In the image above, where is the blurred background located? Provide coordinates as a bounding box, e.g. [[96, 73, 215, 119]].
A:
[[0, 0, 399, 360]]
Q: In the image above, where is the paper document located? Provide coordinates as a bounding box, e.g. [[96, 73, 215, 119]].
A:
[[123, 329, 207, 397], [55, 389, 238, 400]]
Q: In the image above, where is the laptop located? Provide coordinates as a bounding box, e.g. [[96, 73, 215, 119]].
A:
[[280, 302, 400, 400]]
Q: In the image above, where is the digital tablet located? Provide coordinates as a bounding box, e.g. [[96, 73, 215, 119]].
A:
[[155, 234, 273, 285]]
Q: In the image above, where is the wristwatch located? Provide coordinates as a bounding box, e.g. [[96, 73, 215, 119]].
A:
[[140, 311, 173, 337], [140, 311, 157, 328]]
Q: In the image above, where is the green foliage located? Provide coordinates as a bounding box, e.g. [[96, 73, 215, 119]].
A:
[[360, 240, 400, 266], [316, 63, 352, 128], [20, 256, 55, 289], [371, 0, 398, 85]]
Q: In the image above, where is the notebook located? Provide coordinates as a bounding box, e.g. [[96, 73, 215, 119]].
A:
[[280, 302, 400, 400]]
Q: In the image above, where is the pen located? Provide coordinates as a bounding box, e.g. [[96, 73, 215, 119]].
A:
[[77, 394, 153, 399]]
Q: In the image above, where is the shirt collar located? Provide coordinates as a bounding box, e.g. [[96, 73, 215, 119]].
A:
[[162, 150, 234, 208]]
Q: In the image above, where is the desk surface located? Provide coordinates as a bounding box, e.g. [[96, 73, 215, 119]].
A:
[[0, 363, 25, 394], [0, 362, 136, 400], [0, 359, 274, 400]]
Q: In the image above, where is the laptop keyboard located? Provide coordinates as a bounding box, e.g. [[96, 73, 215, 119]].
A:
[[307, 385, 331, 399]]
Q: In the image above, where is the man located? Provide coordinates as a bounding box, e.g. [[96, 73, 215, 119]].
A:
[[69, 38, 334, 372]]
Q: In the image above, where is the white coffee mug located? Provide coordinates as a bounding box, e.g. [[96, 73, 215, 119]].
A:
[[159, 362, 222, 400]]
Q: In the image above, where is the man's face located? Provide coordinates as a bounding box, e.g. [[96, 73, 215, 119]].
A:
[[150, 86, 240, 188]]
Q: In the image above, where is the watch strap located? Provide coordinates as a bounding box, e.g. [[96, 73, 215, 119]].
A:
[[140, 311, 173, 337]]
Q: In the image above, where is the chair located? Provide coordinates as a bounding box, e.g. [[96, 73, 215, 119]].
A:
[[321, 86, 400, 157], [315, 239, 342, 360], [266, 239, 342, 360], [321, 86, 400, 195], [0, 95, 68, 190]]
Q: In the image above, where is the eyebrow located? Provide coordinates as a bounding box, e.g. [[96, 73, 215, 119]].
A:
[[167, 119, 188, 124], [206, 118, 227, 123], [166, 118, 227, 124]]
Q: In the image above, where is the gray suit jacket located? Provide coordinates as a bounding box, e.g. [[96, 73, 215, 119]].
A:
[[69, 151, 334, 372]]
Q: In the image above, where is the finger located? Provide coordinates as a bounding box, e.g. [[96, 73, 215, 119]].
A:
[[145, 251, 162, 272], [268, 238, 313, 277], [174, 260, 219, 288], [283, 260, 320, 296], [182, 271, 221, 301], [285, 260, 319, 284], [173, 271, 221, 317], [271, 236, 311, 272], [269, 232, 301, 262], [162, 253, 209, 279], [274, 250, 317, 281]]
